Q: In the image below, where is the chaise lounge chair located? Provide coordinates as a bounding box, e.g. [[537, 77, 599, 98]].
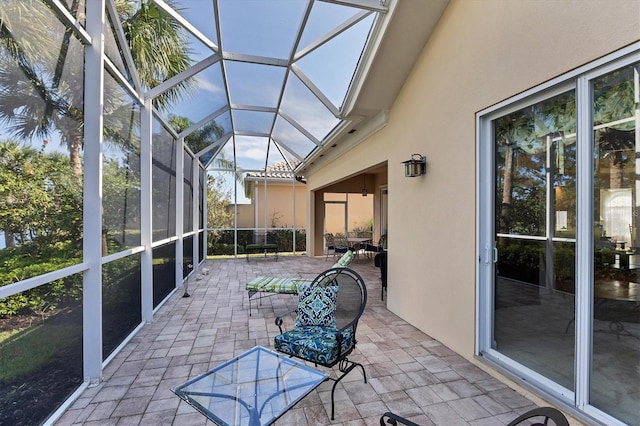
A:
[[245, 250, 354, 315]]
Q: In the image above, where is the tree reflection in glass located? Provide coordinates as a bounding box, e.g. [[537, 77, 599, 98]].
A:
[[493, 90, 577, 391], [590, 62, 640, 426]]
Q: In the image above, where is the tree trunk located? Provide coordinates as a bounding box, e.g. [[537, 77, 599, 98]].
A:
[[68, 132, 83, 177], [609, 154, 623, 189], [4, 231, 15, 248], [499, 146, 515, 238]]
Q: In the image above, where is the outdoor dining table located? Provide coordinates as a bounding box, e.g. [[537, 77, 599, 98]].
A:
[[347, 237, 371, 261], [347, 237, 372, 248], [564, 280, 640, 339]]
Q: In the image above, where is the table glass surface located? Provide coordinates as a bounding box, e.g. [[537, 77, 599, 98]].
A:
[[172, 346, 328, 426], [347, 237, 372, 243]]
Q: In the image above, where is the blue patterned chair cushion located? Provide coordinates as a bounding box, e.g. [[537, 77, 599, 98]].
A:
[[295, 283, 338, 328], [274, 326, 354, 365]]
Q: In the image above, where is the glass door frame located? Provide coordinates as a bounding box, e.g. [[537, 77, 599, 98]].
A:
[[323, 199, 348, 238], [476, 44, 640, 425], [380, 186, 388, 246], [477, 81, 577, 404]]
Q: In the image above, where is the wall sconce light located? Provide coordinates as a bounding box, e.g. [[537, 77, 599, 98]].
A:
[[361, 174, 368, 197], [402, 154, 426, 177]]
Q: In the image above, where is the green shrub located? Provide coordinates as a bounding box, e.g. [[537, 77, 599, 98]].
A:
[[0, 241, 81, 318]]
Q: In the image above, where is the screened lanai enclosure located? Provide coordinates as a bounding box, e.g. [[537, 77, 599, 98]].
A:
[[0, 1, 391, 424]]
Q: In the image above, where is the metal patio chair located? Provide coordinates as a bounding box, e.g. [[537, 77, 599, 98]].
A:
[[379, 407, 569, 426], [274, 267, 368, 420], [365, 234, 387, 258], [324, 232, 336, 259]]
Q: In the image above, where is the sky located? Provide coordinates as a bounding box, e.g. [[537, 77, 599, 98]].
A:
[[0, 0, 378, 206], [161, 0, 376, 171]]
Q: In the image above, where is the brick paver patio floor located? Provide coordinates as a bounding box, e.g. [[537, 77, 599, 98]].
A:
[[54, 255, 558, 426]]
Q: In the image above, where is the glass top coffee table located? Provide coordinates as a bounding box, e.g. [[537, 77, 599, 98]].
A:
[[172, 346, 328, 426]]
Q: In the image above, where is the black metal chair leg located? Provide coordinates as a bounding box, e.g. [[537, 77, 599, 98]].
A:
[[329, 359, 367, 420]]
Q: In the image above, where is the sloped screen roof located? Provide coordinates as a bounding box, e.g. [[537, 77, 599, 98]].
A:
[[117, 0, 387, 176]]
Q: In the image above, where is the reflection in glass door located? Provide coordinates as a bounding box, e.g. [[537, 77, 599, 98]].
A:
[[480, 56, 640, 425], [493, 90, 577, 391], [590, 63, 640, 426]]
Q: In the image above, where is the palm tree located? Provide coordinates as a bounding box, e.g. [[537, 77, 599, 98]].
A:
[[168, 114, 245, 186], [117, 0, 194, 111], [0, 0, 84, 173], [0, 0, 193, 175], [169, 115, 225, 155]]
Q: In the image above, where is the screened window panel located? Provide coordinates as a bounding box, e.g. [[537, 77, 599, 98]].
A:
[[280, 73, 340, 140], [296, 13, 376, 108], [169, 0, 218, 45], [153, 242, 176, 308], [159, 63, 227, 126], [232, 110, 275, 135], [102, 254, 141, 359], [105, 11, 132, 84], [218, 0, 307, 60], [198, 230, 204, 264], [184, 118, 228, 156], [183, 235, 194, 278], [199, 167, 206, 231], [102, 73, 141, 255], [152, 118, 177, 241], [61, 0, 87, 26], [273, 116, 318, 160], [0, 273, 83, 426], [183, 153, 194, 233], [225, 61, 286, 108], [234, 136, 269, 171], [0, 3, 84, 277]]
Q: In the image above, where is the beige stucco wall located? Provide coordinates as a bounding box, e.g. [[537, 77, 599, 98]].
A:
[[236, 181, 306, 229], [323, 194, 374, 236], [236, 179, 377, 233], [306, 0, 640, 359], [311, 171, 388, 253], [234, 204, 254, 229]]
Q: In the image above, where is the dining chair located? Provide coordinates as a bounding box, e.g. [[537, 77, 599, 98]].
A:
[[324, 233, 336, 260], [365, 234, 387, 258], [334, 234, 350, 252]]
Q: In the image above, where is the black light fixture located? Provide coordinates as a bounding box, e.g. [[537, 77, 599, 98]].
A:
[[361, 174, 368, 196], [402, 154, 426, 177]]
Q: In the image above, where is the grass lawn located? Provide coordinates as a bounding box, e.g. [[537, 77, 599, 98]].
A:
[[0, 309, 81, 382]]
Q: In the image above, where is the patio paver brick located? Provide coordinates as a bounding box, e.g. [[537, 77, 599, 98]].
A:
[[52, 256, 572, 425]]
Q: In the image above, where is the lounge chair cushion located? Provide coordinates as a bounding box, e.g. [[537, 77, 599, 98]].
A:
[[295, 283, 338, 328], [332, 250, 354, 268], [245, 243, 278, 250], [245, 276, 305, 294], [274, 326, 354, 365]]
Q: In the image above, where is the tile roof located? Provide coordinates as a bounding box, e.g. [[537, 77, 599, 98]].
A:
[[245, 159, 301, 180]]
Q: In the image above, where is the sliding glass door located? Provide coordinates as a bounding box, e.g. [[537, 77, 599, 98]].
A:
[[589, 63, 640, 425], [493, 90, 577, 392], [478, 52, 639, 425]]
